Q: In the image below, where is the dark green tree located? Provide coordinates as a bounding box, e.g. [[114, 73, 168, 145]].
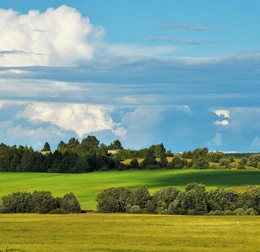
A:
[[108, 140, 123, 150], [1, 192, 33, 213], [42, 142, 51, 152], [128, 186, 151, 209], [60, 192, 81, 213], [32, 191, 58, 213], [130, 158, 139, 169], [96, 187, 132, 213]]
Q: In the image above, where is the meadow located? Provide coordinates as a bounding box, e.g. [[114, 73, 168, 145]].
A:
[[0, 169, 259, 210], [0, 213, 259, 252]]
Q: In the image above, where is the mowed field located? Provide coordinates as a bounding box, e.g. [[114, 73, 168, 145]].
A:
[[0, 213, 259, 252], [0, 169, 260, 210]]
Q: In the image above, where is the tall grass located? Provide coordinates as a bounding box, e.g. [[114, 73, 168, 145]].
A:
[[0, 213, 259, 252]]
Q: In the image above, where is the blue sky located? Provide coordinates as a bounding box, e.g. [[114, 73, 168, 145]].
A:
[[0, 1, 259, 152]]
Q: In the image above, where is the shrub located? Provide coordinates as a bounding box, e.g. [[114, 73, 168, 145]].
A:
[[32, 191, 58, 214], [207, 210, 224, 216], [96, 187, 132, 213], [245, 208, 257, 216], [130, 205, 140, 214], [60, 192, 81, 213], [234, 208, 247, 215], [127, 186, 151, 209], [192, 158, 209, 169], [147, 187, 180, 214], [1, 192, 33, 213], [224, 210, 235, 215], [206, 188, 239, 211]]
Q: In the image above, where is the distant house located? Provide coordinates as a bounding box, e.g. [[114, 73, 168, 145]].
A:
[[107, 150, 120, 156]]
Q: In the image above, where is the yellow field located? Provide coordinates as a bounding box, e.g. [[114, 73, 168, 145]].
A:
[[0, 213, 259, 252]]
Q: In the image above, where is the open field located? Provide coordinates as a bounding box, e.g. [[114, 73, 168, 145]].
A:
[[0, 213, 259, 252], [0, 169, 259, 210]]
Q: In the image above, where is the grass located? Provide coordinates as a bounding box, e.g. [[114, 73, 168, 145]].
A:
[[0, 213, 259, 252], [0, 169, 259, 210]]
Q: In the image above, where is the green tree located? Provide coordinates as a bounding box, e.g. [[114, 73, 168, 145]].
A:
[[60, 192, 81, 213], [219, 158, 231, 168], [147, 187, 180, 214], [108, 140, 123, 150], [192, 158, 209, 169], [192, 148, 208, 160], [96, 187, 132, 213], [1, 192, 33, 213], [32, 191, 58, 213], [42, 142, 51, 152], [206, 188, 239, 211], [128, 186, 151, 209], [169, 183, 208, 215], [207, 151, 224, 162], [130, 158, 139, 169]]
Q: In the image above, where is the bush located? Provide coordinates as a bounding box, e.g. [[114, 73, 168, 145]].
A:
[[60, 192, 81, 213], [48, 208, 70, 214], [0, 191, 81, 214], [224, 210, 235, 215], [192, 158, 209, 169], [206, 189, 239, 211], [130, 205, 140, 214], [32, 191, 58, 214], [127, 186, 151, 209], [1, 192, 33, 213], [147, 187, 180, 214], [245, 208, 257, 216], [234, 208, 247, 215], [96, 187, 132, 213], [207, 210, 224, 216]]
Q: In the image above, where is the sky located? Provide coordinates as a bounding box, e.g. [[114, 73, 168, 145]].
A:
[[0, 0, 259, 152]]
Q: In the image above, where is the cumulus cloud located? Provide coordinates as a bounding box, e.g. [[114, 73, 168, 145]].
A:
[[0, 5, 104, 66], [19, 102, 126, 137]]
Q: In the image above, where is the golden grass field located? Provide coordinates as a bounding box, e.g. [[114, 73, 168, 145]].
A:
[[0, 213, 259, 252]]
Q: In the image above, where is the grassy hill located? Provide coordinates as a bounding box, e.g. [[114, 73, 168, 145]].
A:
[[0, 169, 259, 210]]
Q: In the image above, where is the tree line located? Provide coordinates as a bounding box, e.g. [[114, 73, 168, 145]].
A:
[[0, 191, 81, 214], [96, 184, 260, 216], [0, 137, 259, 173]]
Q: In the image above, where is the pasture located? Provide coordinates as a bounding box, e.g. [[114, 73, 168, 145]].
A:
[[0, 169, 259, 210], [0, 213, 259, 252]]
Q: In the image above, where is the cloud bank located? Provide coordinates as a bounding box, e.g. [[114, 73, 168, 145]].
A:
[[0, 5, 103, 66]]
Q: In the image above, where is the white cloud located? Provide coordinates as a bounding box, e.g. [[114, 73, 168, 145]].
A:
[[0, 5, 104, 66], [0, 79, 83, 99], [19, 102, 126, 137], [214, 109, 230, 118], [214, 120, 229, 126]]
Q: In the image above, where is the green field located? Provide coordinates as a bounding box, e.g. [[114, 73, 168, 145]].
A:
[[0, 169, 260, 210], [0, 213, 259, 252]]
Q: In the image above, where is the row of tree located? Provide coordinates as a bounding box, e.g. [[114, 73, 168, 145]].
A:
[[96, 184, 260, 215], [0, 137, 259, 173], [0, 191, 81, 214]]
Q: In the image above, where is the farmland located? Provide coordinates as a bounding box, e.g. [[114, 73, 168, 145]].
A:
[[0, 213, 259, 252], [0, 169, 259, 210]]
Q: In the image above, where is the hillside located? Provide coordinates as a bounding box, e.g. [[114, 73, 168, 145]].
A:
[[0, 169, 259, 210]]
